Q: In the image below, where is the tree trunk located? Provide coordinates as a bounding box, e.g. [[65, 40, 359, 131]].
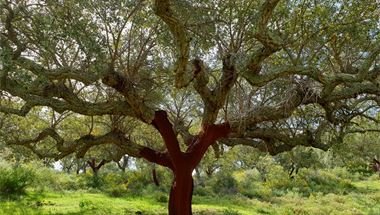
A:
[[168, 169, 194, 215], [140, 111, 231, 215], [152, 168, 160, 187], [92, 168, 99, 177]]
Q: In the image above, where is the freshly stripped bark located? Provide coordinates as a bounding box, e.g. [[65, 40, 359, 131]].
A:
[[149, 111, 230, 215]]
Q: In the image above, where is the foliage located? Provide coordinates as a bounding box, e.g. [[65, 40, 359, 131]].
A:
[[211, 172, 238, 195], [222, 209, 241, 215], [155, 192, 169, 203], [0, 179, 379, 215], [124, 170, 156, 195], [0, 158, 379, 214], [29, 163, 80, 192], [332, 128, 380, 174], [86, 175, 104, 189], [101, 172, 128, 197], [286, 168, 355, 197], [0, 165, 34, 199], [194, 186, 215, 197]]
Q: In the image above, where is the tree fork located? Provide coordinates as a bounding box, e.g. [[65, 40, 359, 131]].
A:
[[141, 110, 231, 215]]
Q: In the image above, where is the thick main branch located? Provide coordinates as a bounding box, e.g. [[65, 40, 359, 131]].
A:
[[154, 0, 190, 88], [151, 110, 182, 165]]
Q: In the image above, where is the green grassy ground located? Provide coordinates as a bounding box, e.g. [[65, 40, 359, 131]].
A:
[[1, 180, 379, 215]]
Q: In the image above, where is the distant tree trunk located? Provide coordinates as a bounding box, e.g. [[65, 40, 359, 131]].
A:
[[373, 158, 380, 176], [76, 165, 86, 174], [289, 163, 298, 179], [42, 158, 52, 167], [117, 155, 129, 172], [87, 159, 107, 177], [194, 167, 205, 187], [76, 160, 87, 174], [205, 165, 218, 177], [152, 168, 160, 187], [64, 162, 73, 174]]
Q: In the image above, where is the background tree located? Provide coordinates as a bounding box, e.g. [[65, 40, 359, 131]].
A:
[[332, 115, 380, 173], [1, 0, 380, 214]]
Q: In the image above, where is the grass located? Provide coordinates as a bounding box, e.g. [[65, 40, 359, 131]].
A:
[[0, 191, 167, 215], [0, 180, 379, 215]]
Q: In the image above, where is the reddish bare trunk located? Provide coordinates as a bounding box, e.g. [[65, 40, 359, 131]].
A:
[[169, 169, 193, 215], [140, 111, 231, 215]]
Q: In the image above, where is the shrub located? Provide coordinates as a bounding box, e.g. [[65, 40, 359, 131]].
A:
[[330, 167, 363, 181], [234, 170, 262, 199], [89, 175, 104, 189], [193, 209, 221, 215], [75, 172, 105, 190], [194, 186, 214, 196], [102, 172, 128, 197], [368, 174, 380, 181], [223, 209, 241, 215], [211, 172, 238, 195], [0, 166, 34, 199], [245, 182, 272, 200], [155, 192, 168, 203], [33, 168, 78, 191], [293, 168, 356, 196], [104, 184, 128, 197], [125, 171, 152, 194], [79, 199, 97, 211], [235, 165, 290, 199], [264, 165, 292, 194]]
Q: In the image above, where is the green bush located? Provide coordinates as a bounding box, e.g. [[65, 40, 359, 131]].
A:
[[33, 168, 78, 191], [75, 172, 105, 190], [211, 172, 238, 195], [79, 199, 96, 210], [155, 191, 168, 203], [0, 166, 35, 199], [193, 208, 241, 215], [242, 182, 273, 200], [234, 164, 290, 199], [194, 185, 214, 196], [264, 164, 292, 195], [293, 168, 356, 196], [234, 170, 262, 199], [193, 209, 222, 215], [89, 175, 104, 189], [368, 173, 380, 181], [330, 167, 363, 181], [223, 209, 241, 215], [101, 172, 128, 197], [125, 171, 152, 194], [104, 184, 128, 197], [233, 164, 358, 199]]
